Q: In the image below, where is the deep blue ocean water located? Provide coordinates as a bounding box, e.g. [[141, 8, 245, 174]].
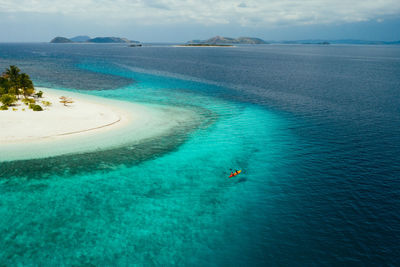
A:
[[0, 43, 399, 265]]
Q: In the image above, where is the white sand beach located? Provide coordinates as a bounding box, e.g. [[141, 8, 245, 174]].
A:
[[0, 89, 129, 144], [0, 88, 198, 161]]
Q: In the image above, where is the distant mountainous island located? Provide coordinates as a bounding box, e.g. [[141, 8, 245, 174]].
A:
[[50, 35, 400, 46], [271, 39, 400, 45], [188, 36, 268, 45], [187, 36, 400, 46], [50, 36, 140, 44], [50, 37, 73, 43], [70, 35, 91, 42]]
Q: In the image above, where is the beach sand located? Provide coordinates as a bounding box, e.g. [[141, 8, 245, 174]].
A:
[[0, 88, 198, 161], [0, 89, 128, 144]]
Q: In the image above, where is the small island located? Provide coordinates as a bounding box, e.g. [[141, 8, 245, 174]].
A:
[[50, 35, 140, 44], [0, 65, 124, 145], [0, 65, 46, 111], [176, 44, 234, 47], [50, 37, 73, 43], [0, 66, 199, 161], [186, 36, 268, 45]]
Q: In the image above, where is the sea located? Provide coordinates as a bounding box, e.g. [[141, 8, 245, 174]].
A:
[[0, 43, 399, 266]]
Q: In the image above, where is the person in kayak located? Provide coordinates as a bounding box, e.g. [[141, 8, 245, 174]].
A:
[[230, 169, 239, 177]]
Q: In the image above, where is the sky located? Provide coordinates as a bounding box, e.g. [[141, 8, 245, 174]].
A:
[[0, 0, 400, 42]]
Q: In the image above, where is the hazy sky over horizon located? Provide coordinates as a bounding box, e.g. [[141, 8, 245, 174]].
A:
[[0, 0, 399, 42]]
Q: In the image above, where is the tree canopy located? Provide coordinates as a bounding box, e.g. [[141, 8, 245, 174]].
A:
[[0, 65, 43, 111]]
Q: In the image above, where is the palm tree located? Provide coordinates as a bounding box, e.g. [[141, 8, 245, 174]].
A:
[[5, 65, 20, 85], [5, 65, 21, 99], [19, 73, 34, 98], [0, 76, 11, 95]]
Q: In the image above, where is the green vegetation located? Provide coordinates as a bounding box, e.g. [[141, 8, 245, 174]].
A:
[[35, 91, 43, 98], [29, 104, 43, 111], [28, 103, 44, 111], [22, 98, 35, 105], [0, 94, 17, 106], [42, 101, 52, 107], [0, 65, 43, 111]]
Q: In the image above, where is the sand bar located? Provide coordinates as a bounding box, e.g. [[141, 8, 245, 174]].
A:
[[0, 88, 198, 161], [0, 89, 127, 143]]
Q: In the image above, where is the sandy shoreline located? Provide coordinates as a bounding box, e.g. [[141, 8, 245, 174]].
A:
[[0, 88, 130, 144], [0, 88, 198, 161]]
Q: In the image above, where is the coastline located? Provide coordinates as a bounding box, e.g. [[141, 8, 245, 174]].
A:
[[0, 87, 199, 161], [0, 88, 130, 144]]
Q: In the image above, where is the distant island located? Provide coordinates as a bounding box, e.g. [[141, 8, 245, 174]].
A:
[[186, 37, 400, 46], [50, 36, 140, 44], [49, 35, 400, 46], [272, 39, 400, 45], [177, 44, 234, 47], [187, 36, 268, 45], [89, 37, 135, 43], [50, 37, 73, 43], [70, 35, 91, 42]]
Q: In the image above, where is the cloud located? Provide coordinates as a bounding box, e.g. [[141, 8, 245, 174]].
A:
[[0, 0, 399, 27], [143, 0, 171, 10]]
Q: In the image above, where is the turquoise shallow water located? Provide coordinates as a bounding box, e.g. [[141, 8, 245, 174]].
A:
[[1, 44, 399, 265], [0, 65, 294, 265]]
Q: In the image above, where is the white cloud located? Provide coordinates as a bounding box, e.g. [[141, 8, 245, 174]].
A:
[[0, 0, 399, 27]]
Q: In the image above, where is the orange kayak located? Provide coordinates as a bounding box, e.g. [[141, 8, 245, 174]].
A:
[[229, 170, 242, 178]]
